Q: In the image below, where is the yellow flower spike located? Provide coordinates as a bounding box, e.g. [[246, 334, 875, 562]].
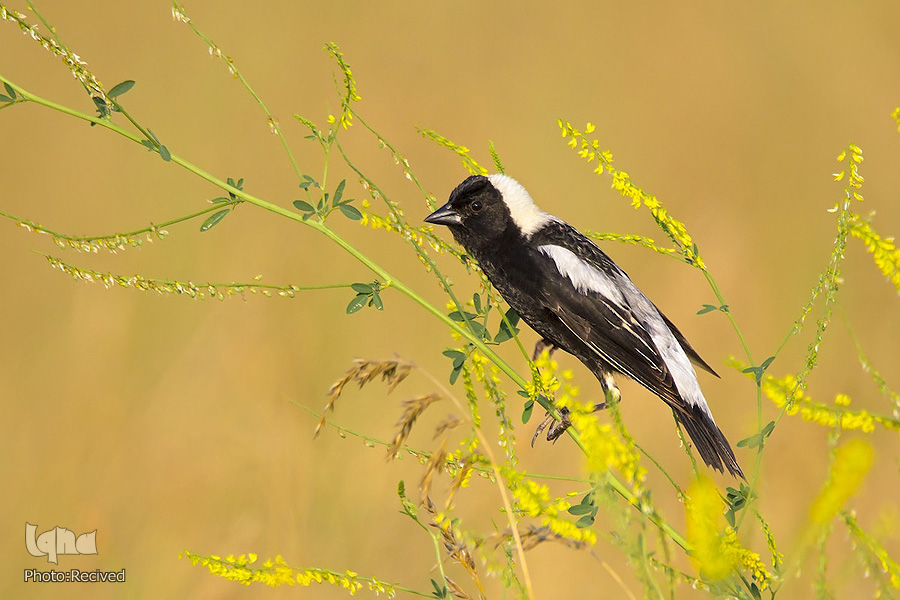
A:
[[685, 478, 772, 588], [849, 215, 900, 290], [686, 476, 733, 581], [810, 438, 874, 524]]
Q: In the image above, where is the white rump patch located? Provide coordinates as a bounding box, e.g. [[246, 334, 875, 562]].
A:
[[541, 243, 713, 419], [644, 312, 713, 419], [487, 174, 553, 237], [627, 289, 714, 419]]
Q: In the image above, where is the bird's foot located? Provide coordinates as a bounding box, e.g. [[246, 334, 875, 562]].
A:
[[530, 402, 607, 446], [531, 407, 570, 446]]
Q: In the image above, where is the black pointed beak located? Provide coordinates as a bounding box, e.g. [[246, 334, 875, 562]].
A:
[[424, 203, 462, 226]]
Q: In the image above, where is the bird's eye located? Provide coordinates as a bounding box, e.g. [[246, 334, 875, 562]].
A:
[[471, 200, 483, 212]]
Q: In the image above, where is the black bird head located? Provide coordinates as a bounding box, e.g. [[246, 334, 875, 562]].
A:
[[425, 175, 505, 239], [425, 174, 550, 257]]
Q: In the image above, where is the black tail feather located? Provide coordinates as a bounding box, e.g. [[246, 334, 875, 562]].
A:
[[676, 405, 744, 479]]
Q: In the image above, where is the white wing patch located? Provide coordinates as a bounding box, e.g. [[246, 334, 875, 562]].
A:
[[540, 243, 714, 420], [538, 245, 627, 306], [487, 174, 554, 237]]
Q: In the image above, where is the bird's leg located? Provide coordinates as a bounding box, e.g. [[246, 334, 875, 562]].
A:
[[531, 406, 568, 446], [530, 339, 561, 446], [532, 338, 557, 361], [531, 370, 619, 446], [598, 370, 620, 408]]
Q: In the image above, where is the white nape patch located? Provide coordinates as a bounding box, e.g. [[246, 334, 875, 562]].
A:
[[539, 245, 627, 307], [541, 243, 713, 419], [487, 174, 553, 237]]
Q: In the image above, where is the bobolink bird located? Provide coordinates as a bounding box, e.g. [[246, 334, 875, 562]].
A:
[[425, 174, 743, 478]]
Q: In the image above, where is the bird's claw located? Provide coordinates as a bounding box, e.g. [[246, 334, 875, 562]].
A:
[[531, 406, 572, 446], [530, 403, 608, 447]]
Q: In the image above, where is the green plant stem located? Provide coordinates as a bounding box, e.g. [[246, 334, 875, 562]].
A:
[[0, 202, 238, 244], [170, 0, 303, 183], [701, 267, 768, 532]]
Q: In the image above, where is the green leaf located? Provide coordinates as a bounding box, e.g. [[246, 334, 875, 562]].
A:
[[736, 420, 775, 448], [726, 486, 747, 511], [567, 503, 595, 516], [735, 434, 756, 448], [293, 200, 315, 213], [442, 349, 465, 361], [472, 293, 482, 314], [299, 175, 319, 190], [107, 80, 135, 99], [351, 283, 373, 294], [0, 94, 13, 103], [210, 196, 231, 204], [199, 209, 230, 232], [159, 145, 171, 162], [521, 399, 534, 424], [339, 204, 363, 220], [447, 310, 478, 322], [333, 179, 346, 205], [742, 356, 775, 384], [467, 320, 488, 339], [346, 294, 368, 314], [91, 96, 110, 124], [430, 579, 448, 599], [575, 514, 595, 528], [370, 292, 384, 311], [449, 364, 463, 385], [494, 308, 521, 343], [3, 82, 16, 99], [750, 583, 762, 600], [697, 304, 717, 315], [445, 348, 467, 385]]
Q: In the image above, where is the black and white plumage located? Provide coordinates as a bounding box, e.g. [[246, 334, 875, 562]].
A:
[[425, 174, 743, 478]]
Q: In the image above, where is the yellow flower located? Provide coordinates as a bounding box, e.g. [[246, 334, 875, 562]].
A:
[[686, 478, 771, 588], [810, 439, 874, 524], [849, 214, 900, 290]]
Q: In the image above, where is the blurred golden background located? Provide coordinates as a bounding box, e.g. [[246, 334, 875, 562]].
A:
[[2, 1, 899, 598]]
